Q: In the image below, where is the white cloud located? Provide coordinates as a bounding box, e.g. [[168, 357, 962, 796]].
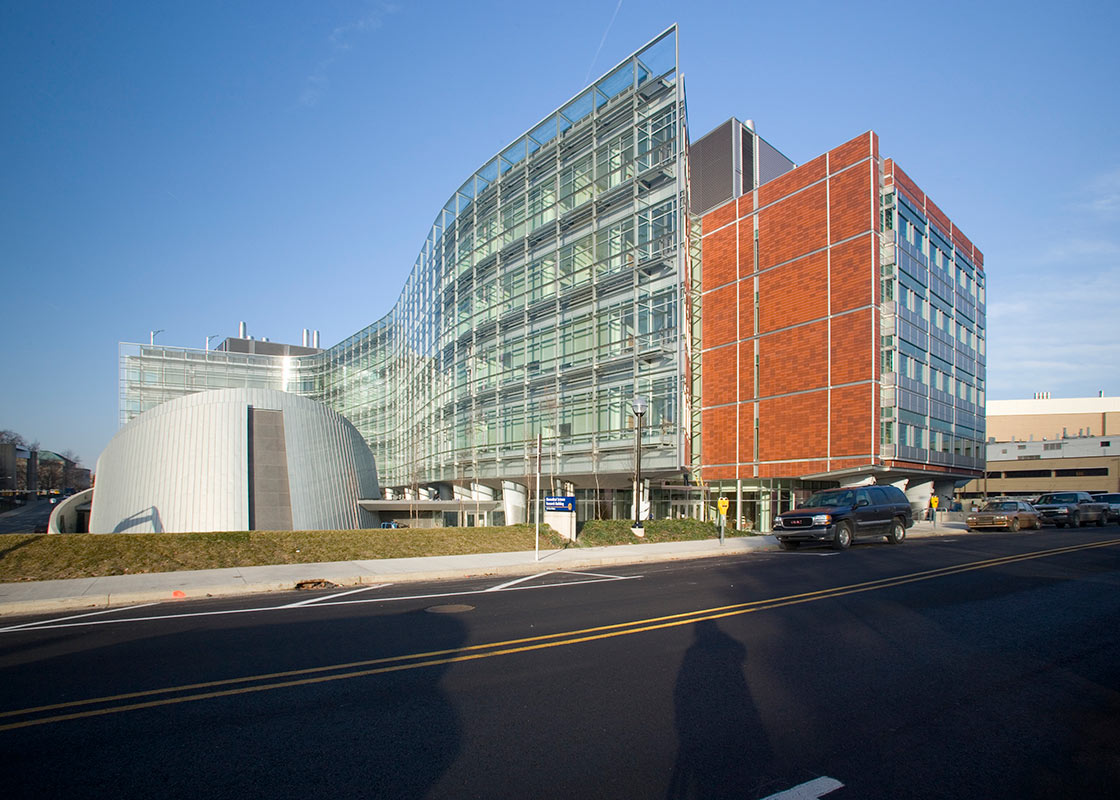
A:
[[1082, 166, 1120, 219], [985, 263, 1120, 399], [300, 4, 400, 107], [1036, 237, 1120, 265]]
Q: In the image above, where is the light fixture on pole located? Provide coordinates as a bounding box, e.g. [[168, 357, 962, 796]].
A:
[[206, 334, 221, 351], [149, 329, 165, 346], [631, 395, 647, 530]]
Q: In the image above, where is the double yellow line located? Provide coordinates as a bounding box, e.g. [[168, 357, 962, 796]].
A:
[[3, 537, 1118, 732]]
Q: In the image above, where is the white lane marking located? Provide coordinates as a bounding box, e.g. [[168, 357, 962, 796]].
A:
[[761, 776, 844, 800], [489, 570, 633, 591], [280, 583, 393, 608], [0, 574, 642, 633], [558, 569, 631, 579], [486, 573, 550, 592], [489, 576, 641, 593], [0, 602, 161, 633]]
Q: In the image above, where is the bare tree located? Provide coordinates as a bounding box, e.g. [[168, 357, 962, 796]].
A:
[[0, 430, 28, 447], [61, 450, 84, 491], [39, 458, 63, 492]]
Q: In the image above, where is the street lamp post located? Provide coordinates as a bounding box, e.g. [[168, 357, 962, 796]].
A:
[[632, 396, 647, 529], [149, 329, 165, 346], [206, 334, 221, 351]]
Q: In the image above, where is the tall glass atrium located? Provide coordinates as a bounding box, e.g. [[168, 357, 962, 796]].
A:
[[119, 28, 694, 511]]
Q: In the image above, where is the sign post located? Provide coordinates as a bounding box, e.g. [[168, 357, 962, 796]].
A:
[[930, 494, 939, 530], [534, 433, 542, 561], [717, 496, 729, 544]]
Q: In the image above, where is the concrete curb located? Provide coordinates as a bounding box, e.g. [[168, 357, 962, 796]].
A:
[[0, 524, 966, 618]]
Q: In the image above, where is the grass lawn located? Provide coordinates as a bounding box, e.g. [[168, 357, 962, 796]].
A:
[[0, 519, 746, 582], [0, 525, 567, 582]]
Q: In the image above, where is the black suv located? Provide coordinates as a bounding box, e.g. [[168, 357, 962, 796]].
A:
[[774, 485, 913, 550]]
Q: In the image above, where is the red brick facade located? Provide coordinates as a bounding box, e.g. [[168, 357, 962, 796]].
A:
[[700, 132, 984, 484], [700, 131, 881, 481]]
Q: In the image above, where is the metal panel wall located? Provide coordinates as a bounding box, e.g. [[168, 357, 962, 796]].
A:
[[689, 119, 734, 214], [90, 394, 249, 533], [757, 136, 795, 186], [90, 389, 379, 533], [283, 394, 380, 530]]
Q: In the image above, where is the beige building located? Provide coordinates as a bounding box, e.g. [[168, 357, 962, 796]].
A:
[[959, 396, 1120, 500], [987, 396, 1120, 443], [959, 436, 1118, 499]]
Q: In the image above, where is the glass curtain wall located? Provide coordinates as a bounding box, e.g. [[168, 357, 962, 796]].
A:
[[304, 28, 689, 492], [878, 186, 986, 473], [119, 343, 296, 427], [117, 29, 689, 501]]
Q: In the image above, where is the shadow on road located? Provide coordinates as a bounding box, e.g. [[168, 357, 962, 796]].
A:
[[2, 606, 468, 799], [666, 618, 772, 799]]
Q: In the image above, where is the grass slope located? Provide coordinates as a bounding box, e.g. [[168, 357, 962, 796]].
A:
[[0, 519, 744, 582], [0, 525, 566, 582]]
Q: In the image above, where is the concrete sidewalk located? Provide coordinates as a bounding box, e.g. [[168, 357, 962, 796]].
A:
[[0, 521, 967, 618]]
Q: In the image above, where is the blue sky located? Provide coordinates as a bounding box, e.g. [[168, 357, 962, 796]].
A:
[[2, 0, 1118, 467]]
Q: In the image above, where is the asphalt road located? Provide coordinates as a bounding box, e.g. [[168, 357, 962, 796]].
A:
[[3, 526, 1120, 799], [0, 498, 53, 534]]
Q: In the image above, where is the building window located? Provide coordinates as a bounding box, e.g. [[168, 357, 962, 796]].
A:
[[1054, 468, 1109, 477], [1102, 441, 1111, 447], [1043, 442, 1062, 451], [1004, 469, 1052, 479]]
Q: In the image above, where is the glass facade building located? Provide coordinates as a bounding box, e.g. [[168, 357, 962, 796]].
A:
[[120, 29, 694, 512], [118, 28, 987, 529], [878, 170, 986, 474]]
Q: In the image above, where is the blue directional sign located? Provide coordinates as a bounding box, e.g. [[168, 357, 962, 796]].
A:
[[544, 495, 576, 513]]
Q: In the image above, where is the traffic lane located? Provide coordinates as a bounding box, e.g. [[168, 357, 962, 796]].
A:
[[3, 529, 1118, 716], [407, 536, 1120, 798], [764, 539, 1120, 797], [5, 610, 474, 800], [732, 543, 1120, 798], [3, 536, 1120, 798], [0, 499, 53, 534]]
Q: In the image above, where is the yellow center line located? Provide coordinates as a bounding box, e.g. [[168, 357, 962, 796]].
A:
[[3, 537, 1117, 732]]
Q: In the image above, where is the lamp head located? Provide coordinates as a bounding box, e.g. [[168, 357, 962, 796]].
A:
[[631, 396, 648, 416]]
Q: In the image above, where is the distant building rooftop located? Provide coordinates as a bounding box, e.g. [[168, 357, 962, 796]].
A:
[[988, 396, 1120, 416]]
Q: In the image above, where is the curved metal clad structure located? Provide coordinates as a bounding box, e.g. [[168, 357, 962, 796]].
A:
[[90, 389, 379, 533]]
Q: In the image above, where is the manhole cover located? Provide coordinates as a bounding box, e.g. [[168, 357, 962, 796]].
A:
[[425, 604, 475, 614]]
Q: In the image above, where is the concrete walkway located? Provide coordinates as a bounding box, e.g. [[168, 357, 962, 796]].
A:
[[0, 521, 968, 617]]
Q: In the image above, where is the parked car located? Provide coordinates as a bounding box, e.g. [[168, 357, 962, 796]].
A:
[[1033, 492, 1109, 528], [1095, 493, 1120, 522], [774, 485, 912, 550], [966, 500, 1040, 532]]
